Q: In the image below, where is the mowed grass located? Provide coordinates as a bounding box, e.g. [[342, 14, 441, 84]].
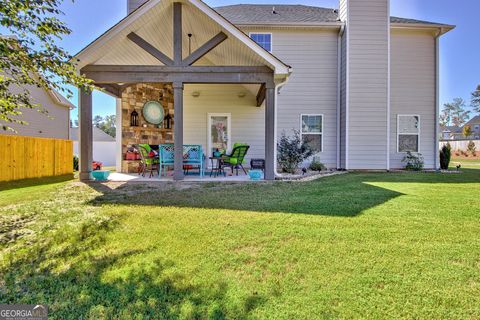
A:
[[0, 169, 479, 319], [451, 157, 480, 169]]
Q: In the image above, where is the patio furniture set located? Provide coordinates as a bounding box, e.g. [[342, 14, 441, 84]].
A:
[[134, 143, 261, 179]]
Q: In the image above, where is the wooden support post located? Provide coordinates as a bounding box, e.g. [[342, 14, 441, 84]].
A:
[[256, 83, 266, 107], [173, 2, 182, 66], [173, 82, 184, 181], [79, 88, 93, 181], [265, 86, 276, 180]]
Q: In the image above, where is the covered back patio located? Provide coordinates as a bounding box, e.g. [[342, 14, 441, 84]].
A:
[[75, 0, 290, 181]]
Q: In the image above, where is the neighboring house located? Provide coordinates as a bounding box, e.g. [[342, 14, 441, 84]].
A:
[[441, 126, 462, 140], [73, 0, 454, 180], [463, 116, 480, 139], [70, 127, 116, 166], [0, 85, 74, 140], [441, 116, 480, 140]]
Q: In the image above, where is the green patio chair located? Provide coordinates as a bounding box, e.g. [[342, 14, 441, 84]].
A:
[[221, 143, 250, 176], [135, 144, 159, 178]]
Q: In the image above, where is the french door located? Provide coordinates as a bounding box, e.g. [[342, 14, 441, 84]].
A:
[[207, 113, 231, 158]]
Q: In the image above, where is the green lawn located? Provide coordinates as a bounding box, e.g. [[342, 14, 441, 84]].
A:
[[0, 169, 479, 319], [451, 158, 480, 169]]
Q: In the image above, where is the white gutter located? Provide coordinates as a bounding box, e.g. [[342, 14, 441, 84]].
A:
[[336, 24, 345, 169], [390, 23, 455, 34], [274, 79, 290, 178]]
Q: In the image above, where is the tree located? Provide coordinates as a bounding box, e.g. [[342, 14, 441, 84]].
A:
[[439, 109, 451, 128], [443, 98, 470, 127], [0, 0, 93, 131], [463, 125, 473, 138], [93, 115, 116, 138], [93, 115, 103, 128], [100, 115, 116, 138], [472, 85, 480, 114]]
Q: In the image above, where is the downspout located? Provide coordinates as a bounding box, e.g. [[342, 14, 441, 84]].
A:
[[386, 0, 391, 171], [337, 24, 345, 169], [434, 29, 442, 170], [274, 74, 291, 178]]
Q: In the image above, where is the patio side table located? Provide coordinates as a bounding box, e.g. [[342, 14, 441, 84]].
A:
[[209, 156, 226, 178]]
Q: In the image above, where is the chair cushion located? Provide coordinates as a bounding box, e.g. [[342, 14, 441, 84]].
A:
[[227, 157, 239, 165], [139, 144, 151, 152]]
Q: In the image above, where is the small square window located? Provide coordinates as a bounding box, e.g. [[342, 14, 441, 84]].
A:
[[301, 115, 323, 153], [250, 33, 272, 52]]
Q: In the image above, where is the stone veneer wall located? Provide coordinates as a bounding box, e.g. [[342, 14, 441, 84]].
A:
[[121, 83, 174, 173]]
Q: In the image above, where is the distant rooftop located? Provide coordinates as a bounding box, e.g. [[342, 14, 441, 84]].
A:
[[466, 115, 480, 125], [215, 4, 450, 26], [70, 127, 115, 142]]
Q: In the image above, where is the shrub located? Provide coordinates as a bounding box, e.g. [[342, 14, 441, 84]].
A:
[[277, 130, 313, 174], [309, 157, 326, 172], [73, 155, 79, 171], [467, 140, 476, 155], [402, 151, 424, 171], [439, 143, 451, 170]]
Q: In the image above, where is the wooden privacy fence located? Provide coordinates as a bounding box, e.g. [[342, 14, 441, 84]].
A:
[[0, 135, 73, 182]]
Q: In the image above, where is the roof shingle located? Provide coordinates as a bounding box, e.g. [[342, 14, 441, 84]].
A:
[[214, 4, 449, 26]]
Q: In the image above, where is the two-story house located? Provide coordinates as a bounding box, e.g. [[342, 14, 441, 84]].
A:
[[74, 0, 454, 180]]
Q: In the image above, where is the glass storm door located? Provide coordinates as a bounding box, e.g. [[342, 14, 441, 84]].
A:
[[207, 113, 231, 157]]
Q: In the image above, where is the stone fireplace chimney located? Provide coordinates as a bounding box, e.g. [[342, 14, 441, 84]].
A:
[[127, 0, 149, 14]]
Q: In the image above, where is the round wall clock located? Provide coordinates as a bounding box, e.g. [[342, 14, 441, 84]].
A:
[[142, 101, 164, 125]]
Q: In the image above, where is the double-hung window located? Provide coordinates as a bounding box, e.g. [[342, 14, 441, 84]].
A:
[[301, 114, 323, 153], [397, 115, 420, 152], [249, 33, 272, 52]]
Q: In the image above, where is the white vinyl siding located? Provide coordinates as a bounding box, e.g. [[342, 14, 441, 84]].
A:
[[301, 114, 323, 153], [345, 0, 389, 169], [183, 84, 264, 165], [243, 28, 339, 168], [391, 29, 436, 168], [0, 85, 70, 140]]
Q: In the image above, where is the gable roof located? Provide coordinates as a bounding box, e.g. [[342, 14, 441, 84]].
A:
[[442, 126, 462, 133], [70, 127, 115, 142], [465, 116, 480, 126], [48, 88, 76, 109], [75, 0, 291, 76], [215, 4, 453, 29]]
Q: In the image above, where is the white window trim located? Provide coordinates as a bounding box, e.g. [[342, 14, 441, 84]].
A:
[[207, 113, 232, 165], [397, 114, 421, 153], [248, 32, 273, 53], [300, 114, 324, 153]]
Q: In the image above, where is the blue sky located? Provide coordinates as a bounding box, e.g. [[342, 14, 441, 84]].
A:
[[56, 0, 478, 121]]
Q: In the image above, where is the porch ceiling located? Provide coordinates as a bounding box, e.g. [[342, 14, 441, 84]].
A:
[[75, 0, 290, 74]]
